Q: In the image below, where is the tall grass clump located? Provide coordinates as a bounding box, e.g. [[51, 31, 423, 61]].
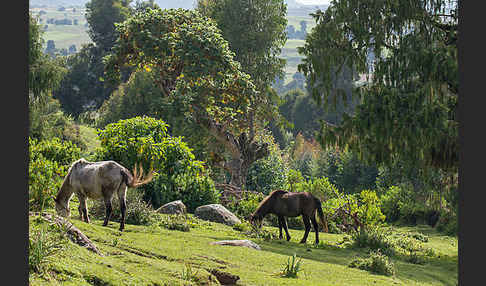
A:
[[278, 253, 304, 278], [348, 251, 395, 276], [29, 224, 67, 275]]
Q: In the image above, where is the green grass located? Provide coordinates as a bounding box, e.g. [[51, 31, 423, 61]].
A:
[[29, 202, 458, 286]]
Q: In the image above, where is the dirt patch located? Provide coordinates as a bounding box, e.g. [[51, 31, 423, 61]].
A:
[[209, 269, 240, 285]]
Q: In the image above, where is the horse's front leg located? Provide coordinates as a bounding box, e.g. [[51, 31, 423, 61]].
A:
[[277, 216, 283, 240], [78, 194, 90, 223], [281, 217, 291, 242]]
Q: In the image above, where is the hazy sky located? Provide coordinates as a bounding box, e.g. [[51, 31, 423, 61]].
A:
[[296, 0, 331, 5]]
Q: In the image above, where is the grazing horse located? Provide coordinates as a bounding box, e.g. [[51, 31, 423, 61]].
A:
[[249, 190, 328, 244], [54, 158, 153, 231]]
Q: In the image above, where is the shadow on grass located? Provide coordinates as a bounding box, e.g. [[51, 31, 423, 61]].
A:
[[255, 234, 457, 286]]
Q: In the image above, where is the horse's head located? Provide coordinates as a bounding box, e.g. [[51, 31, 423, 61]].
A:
[[54, 198, 70, 218]]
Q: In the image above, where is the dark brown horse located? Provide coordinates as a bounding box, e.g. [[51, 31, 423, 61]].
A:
[[54, 158, 153, 231], [249, 190, 328, 244]]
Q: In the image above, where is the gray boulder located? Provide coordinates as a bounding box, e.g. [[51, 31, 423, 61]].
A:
[[210, 239, 261, 250], [156, 200, 187, 215], [194, 204, 241, 226]]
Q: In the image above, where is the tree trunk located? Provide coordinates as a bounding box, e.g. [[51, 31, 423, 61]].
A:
[[195, 113, 269, 189]]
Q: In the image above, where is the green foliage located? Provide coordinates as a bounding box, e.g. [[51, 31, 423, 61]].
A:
[[245, 131, 288, 194], [286, 169, 304, 192], [143, 171, 219, 212], [96, 116, 219, 212], [155, 214, 191, 232], [226, 192, 264, 220], [28, 137, 80, 211], [299, 0, 458, 170], [279, 253, 304, 278], [96, 116, 169, 172], [29, 137, 81, 167], [357, 190, 386, 227], [29, 13, 67, 103], [104, 8, 258, 135], [294, 176, 339, 202], [197, 0, 287, 123], [348, 251, 395, 276], [351, 227, 395, 256]]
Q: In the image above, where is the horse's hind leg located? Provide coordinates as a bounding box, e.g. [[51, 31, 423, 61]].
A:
[[300, 214, 311, 244], [117, 183, 127, 232], [310, 214, 320, 245]]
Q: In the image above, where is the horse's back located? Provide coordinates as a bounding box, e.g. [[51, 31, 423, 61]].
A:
[[69, 159, 125, 198]]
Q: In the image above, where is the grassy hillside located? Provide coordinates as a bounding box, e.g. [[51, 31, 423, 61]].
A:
[[29, 202, 457, 286]]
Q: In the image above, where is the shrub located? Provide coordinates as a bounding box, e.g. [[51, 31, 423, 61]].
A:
[[357, 189, 386, 227], [226, 192, 264, 220], [294, 176, 339, 202], [29, 137, 81, 167], [351, 227, 395, 256], [142, 171, 219, 212], [96, 117, 220, 211], [96, 116, 169, 172], [348, 251, 395, 276], [245, 131, 288, 194]]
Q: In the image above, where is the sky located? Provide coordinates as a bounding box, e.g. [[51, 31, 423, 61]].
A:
[[296, 0, 331, 5]]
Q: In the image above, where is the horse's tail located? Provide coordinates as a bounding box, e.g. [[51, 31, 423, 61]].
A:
[[314, 197, 329, 233], [120, 163, 154, 188]]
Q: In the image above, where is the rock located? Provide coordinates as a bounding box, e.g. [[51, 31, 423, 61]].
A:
[[209, 269, 240, 285], [156, 200, 187, 215], [194, 204, 241, 226], [210, 239, 261, 250]]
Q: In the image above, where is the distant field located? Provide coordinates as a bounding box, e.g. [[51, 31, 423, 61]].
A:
[[30, 6, 92, 50]]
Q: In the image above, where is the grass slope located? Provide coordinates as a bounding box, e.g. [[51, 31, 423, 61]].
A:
[[29, 205, 457, 286]]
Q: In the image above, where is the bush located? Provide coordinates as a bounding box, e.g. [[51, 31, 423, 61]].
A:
[[348, 251, 395, 276], [96, 117, 220, 212], [245, 130, 288, 194], [226, 192, 264, 220], [29, 137, 81, 167], [294, 176, 339, 202], [351, 227, 395, 256], [96, 116, 169, 172], [142, 171, 219, 213]]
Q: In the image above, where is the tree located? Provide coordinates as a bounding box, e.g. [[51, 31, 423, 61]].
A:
[[85, 0, 132, 53], [104, 8, 268, 188], [29, 13, 66, 105], [53, 0, 133, 116], [298, 0, 458, 171], [196, 0, 287, 137]]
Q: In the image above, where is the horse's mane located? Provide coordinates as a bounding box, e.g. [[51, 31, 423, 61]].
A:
[[254, 189, 288, 216]]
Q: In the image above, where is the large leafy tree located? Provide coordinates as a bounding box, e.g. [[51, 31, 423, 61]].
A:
[[298, 0, 458, 171], [196, 0, 287, 148], [104, 8, 268, 188]]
